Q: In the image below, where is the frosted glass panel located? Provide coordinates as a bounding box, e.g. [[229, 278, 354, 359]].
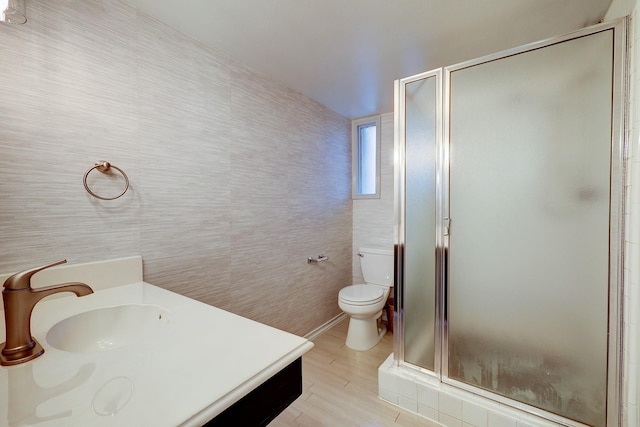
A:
[[448, 30, 613, 427], [358, 125, 377, 195], [403, 76, 437, 370]]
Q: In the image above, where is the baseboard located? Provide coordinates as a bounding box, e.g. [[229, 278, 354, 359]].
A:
[[304, 313, 347, 341]]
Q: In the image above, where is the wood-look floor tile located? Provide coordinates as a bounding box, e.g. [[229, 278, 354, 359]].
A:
[[270, 319, 439, 426]]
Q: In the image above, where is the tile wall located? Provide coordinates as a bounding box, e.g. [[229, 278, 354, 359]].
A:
[[0, 0, 352, 337]]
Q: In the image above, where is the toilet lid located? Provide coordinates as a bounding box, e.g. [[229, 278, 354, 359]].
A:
[[339, 284, 385, 305]]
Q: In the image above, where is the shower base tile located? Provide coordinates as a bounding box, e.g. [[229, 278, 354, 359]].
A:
[[439, 412, 463, 427], [488, 411, 517, 427], [418, 404, 439, 421], [379, 354, 569, 427], [463, 401, 488, 427]]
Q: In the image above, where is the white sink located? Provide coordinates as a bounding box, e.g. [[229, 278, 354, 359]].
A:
[[46, 304, 171, 353]]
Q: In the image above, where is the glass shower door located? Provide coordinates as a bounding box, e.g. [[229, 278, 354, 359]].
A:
[[399, 71, 440, 370], [446, 29, 617, 427]]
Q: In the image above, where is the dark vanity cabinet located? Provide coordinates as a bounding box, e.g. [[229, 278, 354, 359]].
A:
[[204, 358, 302, 427]]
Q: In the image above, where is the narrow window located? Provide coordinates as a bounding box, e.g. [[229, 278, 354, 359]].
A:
[[352, 115, 381, 199]]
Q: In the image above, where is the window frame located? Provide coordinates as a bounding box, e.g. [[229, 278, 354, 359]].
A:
[[352, 115, 381, 199]]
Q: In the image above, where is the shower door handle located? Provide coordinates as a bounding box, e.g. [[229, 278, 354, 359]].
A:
[[444, 217, 451, 236]]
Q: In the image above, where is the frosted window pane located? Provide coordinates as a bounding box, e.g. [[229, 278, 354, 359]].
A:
[[448, 30, 613, 427], [403, 76, 437, 370], [358, 125, 377, 195]]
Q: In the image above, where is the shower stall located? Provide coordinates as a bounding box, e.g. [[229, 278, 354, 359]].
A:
[[393, 18, 627, 427]]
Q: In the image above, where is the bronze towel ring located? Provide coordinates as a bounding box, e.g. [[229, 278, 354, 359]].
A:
[[83, 161, 129, 200]]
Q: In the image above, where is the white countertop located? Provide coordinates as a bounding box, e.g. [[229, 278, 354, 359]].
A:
[[0, 258, 313, 426]]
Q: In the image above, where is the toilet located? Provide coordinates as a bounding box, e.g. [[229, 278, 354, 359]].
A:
[[338, 247, 393, 351]]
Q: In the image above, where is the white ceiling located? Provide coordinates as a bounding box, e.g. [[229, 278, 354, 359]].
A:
[[119, 0, 613, 119]]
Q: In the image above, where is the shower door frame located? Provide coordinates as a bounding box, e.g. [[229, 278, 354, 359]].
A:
[[393, 17, 628, 427], [393, 67, 445, 373]]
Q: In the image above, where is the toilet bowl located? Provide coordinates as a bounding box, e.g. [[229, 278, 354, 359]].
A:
[[338, 247, 393, 351]]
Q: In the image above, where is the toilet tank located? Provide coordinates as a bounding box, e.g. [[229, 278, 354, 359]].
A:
[[359, 247, 394, 286]]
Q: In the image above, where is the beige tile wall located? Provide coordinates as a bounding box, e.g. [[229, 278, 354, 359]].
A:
[[0, 0, 351, 336]]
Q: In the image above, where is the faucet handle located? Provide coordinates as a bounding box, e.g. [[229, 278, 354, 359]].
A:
[[3, 260, 67, 290]]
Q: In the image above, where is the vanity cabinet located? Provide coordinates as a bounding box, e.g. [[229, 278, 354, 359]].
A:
[[204, 358, 302, 426]]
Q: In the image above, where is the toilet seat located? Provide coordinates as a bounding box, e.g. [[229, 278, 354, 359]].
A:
[[339, 284, 385, 306]]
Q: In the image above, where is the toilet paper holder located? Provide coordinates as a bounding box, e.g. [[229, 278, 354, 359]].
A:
[[307, 255, 328, 264]]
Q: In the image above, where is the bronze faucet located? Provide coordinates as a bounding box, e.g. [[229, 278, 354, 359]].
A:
[[1, 260, 94, 366]]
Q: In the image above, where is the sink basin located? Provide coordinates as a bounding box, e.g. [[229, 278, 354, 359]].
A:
[[46, 304, 171, 353]]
